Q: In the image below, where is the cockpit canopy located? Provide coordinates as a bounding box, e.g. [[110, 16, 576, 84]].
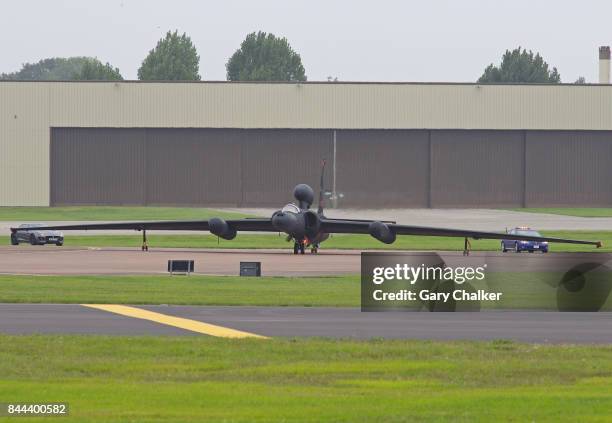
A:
[[281, 203, 300, 214]]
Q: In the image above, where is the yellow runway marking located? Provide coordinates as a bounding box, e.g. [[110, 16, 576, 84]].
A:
[[82, 304, 268, 339]]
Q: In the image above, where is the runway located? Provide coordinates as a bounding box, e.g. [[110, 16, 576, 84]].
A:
[[0, 304, 610, 343], [0, 246, 360, 276]]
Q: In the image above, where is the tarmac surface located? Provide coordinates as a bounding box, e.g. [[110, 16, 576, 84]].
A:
[[0, 304, 190, 336], [3, 246, 608, 276], [0, 303, 610, 343], [0, 246, 360, 276]]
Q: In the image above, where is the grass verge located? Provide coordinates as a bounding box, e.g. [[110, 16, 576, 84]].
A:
[[0, 206, 253, 221], [509, 207, 612, 217], [0, 275, 359, 306], [0, 335, 611, 422], [7, 231, 609, 252], [2, 273, 610, 311]]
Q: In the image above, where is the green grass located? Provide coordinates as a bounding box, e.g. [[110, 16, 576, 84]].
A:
[[0, 275, 359, 306], [1, 335, 611, 422], [2, 273, 610, 311], [510, 207, 612, 217], [10, 230, 608, 252], [0, 206, 253, 221]]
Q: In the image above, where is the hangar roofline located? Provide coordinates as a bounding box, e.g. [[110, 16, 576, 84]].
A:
[[0, 79, 610, 87]]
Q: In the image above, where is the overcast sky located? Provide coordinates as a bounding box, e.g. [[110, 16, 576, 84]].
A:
[[1, 0, 610, 82]]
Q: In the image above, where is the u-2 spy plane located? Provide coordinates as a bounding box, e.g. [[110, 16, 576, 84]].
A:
[[11, 161, 602, 255]]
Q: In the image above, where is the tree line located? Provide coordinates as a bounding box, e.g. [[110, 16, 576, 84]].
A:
[[0, 31, 583, 83], [1, 31, 305, 83]]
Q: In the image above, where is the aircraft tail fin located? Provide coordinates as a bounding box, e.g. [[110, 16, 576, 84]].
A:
[[317, 159, 326, 215]]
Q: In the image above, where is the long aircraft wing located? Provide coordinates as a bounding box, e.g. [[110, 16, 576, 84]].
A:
[[11, 217, 602, 247], [320, 219, 602, 247], [9, 218, 276, 232]]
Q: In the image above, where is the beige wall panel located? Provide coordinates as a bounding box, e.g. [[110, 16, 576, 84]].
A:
[[39, 82, 612, 130], [0, 84, 49, 205]]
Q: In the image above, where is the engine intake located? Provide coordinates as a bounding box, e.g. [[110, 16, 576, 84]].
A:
[[368, 221, 396, 244], [209, 217, 237, 240], [271, 211, 304, 238], [304, 210, 321, 236]]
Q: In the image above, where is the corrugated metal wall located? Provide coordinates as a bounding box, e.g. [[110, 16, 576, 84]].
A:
[[525, 131, 612, 206], [144, 129, 243, 206], [51, 128, 147, 205], [336, 130, 429, 207], [241, 129, 333, 206], [430, 130, 525, 207], [51, 127, 612, 208], [51, 128, 333, 206]]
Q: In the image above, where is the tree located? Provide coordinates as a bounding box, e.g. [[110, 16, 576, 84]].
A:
[[1, 57, 92, 80], [478, 47, 561, 83], [73, 59, 123, 80], [574, 76, 586, 84], [138, 30, 200, 80], [226, 31, 306, 82]]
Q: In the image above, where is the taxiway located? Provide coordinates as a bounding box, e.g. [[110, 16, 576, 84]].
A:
[[0, 304, 610, 343]]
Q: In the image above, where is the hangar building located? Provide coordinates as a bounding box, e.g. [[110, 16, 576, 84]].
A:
[[1, 81, 612, 208]]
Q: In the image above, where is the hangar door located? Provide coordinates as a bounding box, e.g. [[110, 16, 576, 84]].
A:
[[50, 128, 333, 206], [336, 130, 429, 207]]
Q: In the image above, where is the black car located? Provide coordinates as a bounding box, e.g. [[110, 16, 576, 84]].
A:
[[10, 223, 64, 246]]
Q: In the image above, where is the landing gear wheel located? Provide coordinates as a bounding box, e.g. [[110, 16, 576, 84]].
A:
[[56, 242, 63, 247], [10, 234, 18, 246]]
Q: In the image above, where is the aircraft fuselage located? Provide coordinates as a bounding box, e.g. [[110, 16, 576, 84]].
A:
[[271, 208, 329, 247]]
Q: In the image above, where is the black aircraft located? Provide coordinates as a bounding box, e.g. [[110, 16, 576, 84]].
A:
[[10, 162, 603, 254]]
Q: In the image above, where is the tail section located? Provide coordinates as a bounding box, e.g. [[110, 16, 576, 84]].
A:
[[317, 159, 326, 216]]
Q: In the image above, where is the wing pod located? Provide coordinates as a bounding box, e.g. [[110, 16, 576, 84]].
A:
[[209, 217, 237, 240], [368, 221, 396, 244]]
